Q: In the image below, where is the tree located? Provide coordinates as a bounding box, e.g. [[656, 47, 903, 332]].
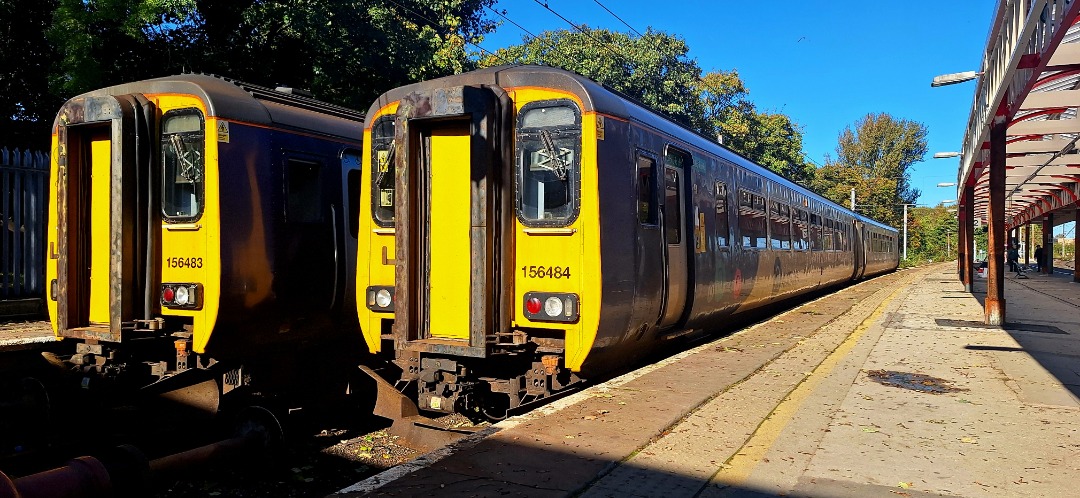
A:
[[811, 113, 927, 227], [904, 205, 958, 266], [44, 0, 496, 110], [481, 27, 708, 131], [481, 28, 810, 181], [1, 0, 61, 149]]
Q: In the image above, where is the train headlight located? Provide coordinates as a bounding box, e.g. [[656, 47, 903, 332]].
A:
[[365, 286, 395, 312], [543, 297, 563, 317], [523, 292, 579, 323], [174, 286, 190, 305], [375, 289, 392, 308], [161, 283, 202, 310]]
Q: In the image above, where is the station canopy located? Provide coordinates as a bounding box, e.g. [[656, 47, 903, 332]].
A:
[[957, 0, 1080, 229]]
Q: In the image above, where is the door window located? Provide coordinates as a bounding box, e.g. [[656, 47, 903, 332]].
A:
[[287, 159, 323, 223], [664, 167, 681, 244]]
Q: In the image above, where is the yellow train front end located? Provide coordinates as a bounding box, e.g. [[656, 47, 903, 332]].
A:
[[358, 72, 603, 417], [47, 92, 220, 357]]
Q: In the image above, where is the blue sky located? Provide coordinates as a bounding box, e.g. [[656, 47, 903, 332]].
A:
[[479, 0, 995, 211]]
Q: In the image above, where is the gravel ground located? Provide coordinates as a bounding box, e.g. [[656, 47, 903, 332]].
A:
[[157, 413, 483, 497]]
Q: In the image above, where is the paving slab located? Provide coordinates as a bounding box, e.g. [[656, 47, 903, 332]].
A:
[[335, 263, 1080, 497], [335, 267, 931, 497]]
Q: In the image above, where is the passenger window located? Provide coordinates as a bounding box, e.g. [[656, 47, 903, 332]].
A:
[[792, 209, 809, 250], [769, 202, 791, 250], [664, 167, 680, 244], [636, 155, 658, 225], [823, 219, 834, 251], [714, 181, 729, 247], [371, 116, 396, 226], [810, 214, 822, 251], [287, 159, 323, 223], [517, 100, 581, 225], [161, 109, 205, 221], [739, 190, 767, 249]]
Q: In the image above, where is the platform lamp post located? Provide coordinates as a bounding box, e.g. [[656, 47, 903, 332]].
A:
[[930, 71, 980, 87], [933, 149, 970, 287]]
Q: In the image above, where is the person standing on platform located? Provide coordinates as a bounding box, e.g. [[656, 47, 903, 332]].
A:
[[1035, 245, 1044, 273], [1007, 243, 1019, 273]]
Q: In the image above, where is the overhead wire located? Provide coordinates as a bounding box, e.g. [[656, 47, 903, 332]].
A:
[[591, 0, 644, 38], [530, 0, 635, 65], [485, 5, 577, 68]]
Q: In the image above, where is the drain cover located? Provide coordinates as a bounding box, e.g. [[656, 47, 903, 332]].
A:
[[934, 318, 1066, 334], [866, 370, 967, 394]]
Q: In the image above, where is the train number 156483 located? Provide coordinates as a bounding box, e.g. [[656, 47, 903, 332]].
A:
[[166, 257, 204, 269], [521, 265, 571, 279]]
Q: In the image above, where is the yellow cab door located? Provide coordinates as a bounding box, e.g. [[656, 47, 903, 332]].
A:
[[53, 95, 156, 342], [421, 122, 473, 339], [392, 86, 512, 354]]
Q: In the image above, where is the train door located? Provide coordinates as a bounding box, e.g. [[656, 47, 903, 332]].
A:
[[53, 94, 157, 342], [340, 150, 362, 313], [658, 147, 690, 328], [280, 154, 336, 317], [391, 86, 512, 354]]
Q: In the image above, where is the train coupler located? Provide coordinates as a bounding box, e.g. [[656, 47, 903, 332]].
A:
[[417, 357, 478, 413]]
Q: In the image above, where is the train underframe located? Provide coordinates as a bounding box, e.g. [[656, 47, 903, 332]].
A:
[[387, 334, 582, 419]]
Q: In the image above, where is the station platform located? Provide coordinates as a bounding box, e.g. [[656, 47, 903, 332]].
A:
[[333, 262, 1080, 497], [0, 319, 55, 353]]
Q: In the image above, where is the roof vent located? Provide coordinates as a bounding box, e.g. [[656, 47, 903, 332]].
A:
[[274, 86, 314, 98]]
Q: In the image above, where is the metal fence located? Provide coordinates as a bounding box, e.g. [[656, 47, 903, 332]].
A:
[[1, 148, 48, 300]]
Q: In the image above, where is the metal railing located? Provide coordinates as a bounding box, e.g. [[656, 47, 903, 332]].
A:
[[1, 147, 49, 300]]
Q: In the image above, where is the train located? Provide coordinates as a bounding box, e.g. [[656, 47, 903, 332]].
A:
[[355, 65, 899, 418], [39, 66, 897, 424], [44, 74, 367, 411]]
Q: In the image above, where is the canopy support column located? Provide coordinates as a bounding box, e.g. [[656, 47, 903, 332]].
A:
[[985, 119, 1006, 326]]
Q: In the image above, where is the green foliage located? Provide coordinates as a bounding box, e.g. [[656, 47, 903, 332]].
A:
[[810, 113, 928, 227], [903, 205, 958, 266], [48, 0, 198, 97], [38, 0, 494, 114], [481, 27, 707, 130], [481, 28, 809, 181], [1, 0, 61, 149]]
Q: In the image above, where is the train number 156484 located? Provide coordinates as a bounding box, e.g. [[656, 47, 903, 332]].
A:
[[521, 265, 571, 279]]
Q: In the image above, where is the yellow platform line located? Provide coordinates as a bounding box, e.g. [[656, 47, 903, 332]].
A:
[[711, 282, 908, 487]]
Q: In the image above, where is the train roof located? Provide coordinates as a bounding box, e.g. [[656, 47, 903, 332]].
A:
[[59, 74, 364, 141], [366, 65, 896, 232]]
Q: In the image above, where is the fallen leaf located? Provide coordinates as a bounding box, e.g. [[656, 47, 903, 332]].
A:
[[861, 426, 880, 433], [959, 437, 978, 444], [898, 482, 912, 489], [565, 435, 575, 439]]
